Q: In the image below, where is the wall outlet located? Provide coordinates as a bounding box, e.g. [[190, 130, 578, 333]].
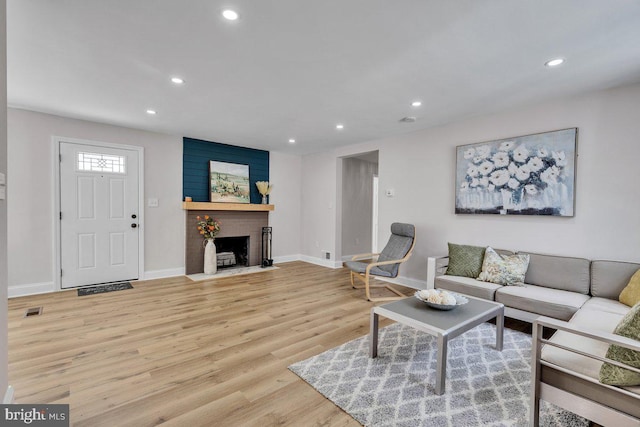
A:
[[325, 251, 331, 260]]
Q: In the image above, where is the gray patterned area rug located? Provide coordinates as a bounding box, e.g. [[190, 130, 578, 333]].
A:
[[289, 322, 589, 427]]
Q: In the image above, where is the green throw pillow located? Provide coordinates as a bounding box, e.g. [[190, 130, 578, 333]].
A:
[[599, 302, 640, 386], [445, 243, 486, 278], [477, 247, 530, 286]]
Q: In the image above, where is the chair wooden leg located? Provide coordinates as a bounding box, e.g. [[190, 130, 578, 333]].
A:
[[366, 280, 407, 302], [364, 274, 373, 301], [351, 272, 409, 301]]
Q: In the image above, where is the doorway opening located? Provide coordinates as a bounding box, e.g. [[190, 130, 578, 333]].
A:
[[340, 151, 379, 260]]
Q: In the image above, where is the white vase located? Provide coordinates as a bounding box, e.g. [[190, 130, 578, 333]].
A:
[[204, 239, 217, 275]]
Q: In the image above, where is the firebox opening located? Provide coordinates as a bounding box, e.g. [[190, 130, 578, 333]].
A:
[[215, 236, 250, 269]]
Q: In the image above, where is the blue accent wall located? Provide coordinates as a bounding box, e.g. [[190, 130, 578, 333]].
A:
[[183, 138, 269, 203]]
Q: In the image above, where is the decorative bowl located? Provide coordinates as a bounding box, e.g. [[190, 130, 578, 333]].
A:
[[414, 290, 468, 311]]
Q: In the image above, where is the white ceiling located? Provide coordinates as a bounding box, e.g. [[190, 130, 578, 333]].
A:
[[7, 1, 640, 155]]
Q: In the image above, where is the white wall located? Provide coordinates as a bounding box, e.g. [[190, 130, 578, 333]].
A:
[[269, 151, 302, 259], [301, 83, 640, 286], [341, 157, 378, 257], [7, 109, 185, 294], [300, 151, 339, 265], [0, 0, 9, 400]]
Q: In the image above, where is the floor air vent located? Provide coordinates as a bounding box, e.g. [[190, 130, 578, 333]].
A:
[[24, 307, 43, 317]]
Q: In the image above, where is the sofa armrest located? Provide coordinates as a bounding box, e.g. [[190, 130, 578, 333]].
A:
[[534, 316, 640, 354], [426, 255, 449, 289], [531, 316, 640, 426]]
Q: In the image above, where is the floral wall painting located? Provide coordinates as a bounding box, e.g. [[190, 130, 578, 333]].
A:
[[455, 128, 577, 216], [209, 160, 250, 203]]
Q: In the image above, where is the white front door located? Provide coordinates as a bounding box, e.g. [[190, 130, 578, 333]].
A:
[[59, 141, 140, 288]]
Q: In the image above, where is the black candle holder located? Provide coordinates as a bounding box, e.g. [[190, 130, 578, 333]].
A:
[[261, 226, 273, 267]]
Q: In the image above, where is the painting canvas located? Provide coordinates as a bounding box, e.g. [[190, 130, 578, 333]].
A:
[[455, 128, 577, 216], [210, 161, 250, 203]]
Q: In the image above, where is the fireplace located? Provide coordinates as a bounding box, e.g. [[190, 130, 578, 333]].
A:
[[185, 209, 269, 274], [215, 236, 249, 269]]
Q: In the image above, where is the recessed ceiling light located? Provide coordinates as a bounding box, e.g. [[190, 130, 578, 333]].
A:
[[411, 101, 422, 107], [545, 58, 564, 67], [336, 124, 344, 130], [222, 9, 239, 20], [288, 139, 296, 144], [146, 109, 157, 115], [171, 77, 184, 84]]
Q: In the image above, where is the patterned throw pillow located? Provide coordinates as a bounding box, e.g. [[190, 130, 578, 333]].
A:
[[445, 243, 486, 278], [599, 302, 640, 386], [477, 247, 530, 286], [619, 269, 640, 307]]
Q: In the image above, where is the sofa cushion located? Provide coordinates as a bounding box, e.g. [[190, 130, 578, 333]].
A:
[[620, 269, 640, 307], [600, 302, 640, 386], [478, 247, 530, 286], [542, 305, 629, 382], [445, 243, 485, 278], [435, 275, 501, 301], [495, 284, 589, 320], [518, 252, 590, 294], [580, 297, 631, 316], [591, 260, 640, 299]]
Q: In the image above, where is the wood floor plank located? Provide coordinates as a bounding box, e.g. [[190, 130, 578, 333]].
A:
[[8, 262, 390, 426], [8, 261, 528, 426]]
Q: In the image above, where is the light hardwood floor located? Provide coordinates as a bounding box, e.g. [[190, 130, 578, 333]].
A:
[[8, 261, 538, 426], [8, 262, 407, 426]]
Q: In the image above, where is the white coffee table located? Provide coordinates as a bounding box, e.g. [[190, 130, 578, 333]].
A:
[[370, 295, 504, 395]]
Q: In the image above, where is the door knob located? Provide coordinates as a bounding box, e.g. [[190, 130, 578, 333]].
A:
[[131, 223, 138, 228]]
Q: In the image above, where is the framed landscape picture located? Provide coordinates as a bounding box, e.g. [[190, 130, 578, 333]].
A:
[[455, 128, 577, 216], [209, 160, 250, 203]]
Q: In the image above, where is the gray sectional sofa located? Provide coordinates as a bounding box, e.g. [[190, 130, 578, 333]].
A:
[[428, 251, 637, 322], [426, 250, 640, 426]]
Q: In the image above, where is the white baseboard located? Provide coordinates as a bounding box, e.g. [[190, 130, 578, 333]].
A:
[[8, 281, 55, 298], [272, 254, 301, 264], [378, 275, 427, 290], [271, 254, 343, 269], [3, 385, 14, 404], [6, 264, 425, 296], [8, 268, 186, 297], [299, 255, 343, 269], [142, 267, 185, 280]]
